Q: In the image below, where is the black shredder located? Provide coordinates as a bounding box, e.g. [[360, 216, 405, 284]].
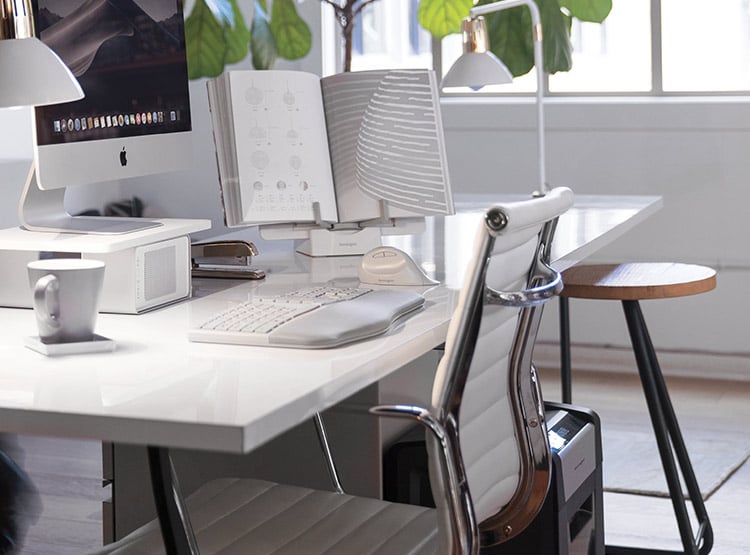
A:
[[383, 403, 604, 555]]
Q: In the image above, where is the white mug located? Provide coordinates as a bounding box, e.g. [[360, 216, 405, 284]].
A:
[[27, 259, 106, 344]]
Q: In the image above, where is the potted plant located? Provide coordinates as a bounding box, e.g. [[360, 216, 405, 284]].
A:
[[184, 0, 611, 78], [184, 0, 312, 79]]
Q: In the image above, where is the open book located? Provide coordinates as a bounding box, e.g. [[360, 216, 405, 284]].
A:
[[207, 69, 453, 228]]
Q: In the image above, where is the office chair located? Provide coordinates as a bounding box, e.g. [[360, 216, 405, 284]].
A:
[[92, 187, 574, 555]]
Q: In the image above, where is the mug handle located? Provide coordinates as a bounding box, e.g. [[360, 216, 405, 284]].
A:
[[33, 274, 61, 331]]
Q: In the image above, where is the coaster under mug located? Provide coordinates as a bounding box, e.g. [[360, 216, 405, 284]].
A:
[[24, 334, 116, 356]]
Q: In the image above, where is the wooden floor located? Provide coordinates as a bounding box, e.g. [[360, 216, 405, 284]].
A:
[[11, 368, 750, 553], [15, 435, 104, 554]]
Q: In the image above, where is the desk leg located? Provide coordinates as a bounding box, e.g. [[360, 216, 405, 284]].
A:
[[606, 301, 713, 555], [147, 446, 200, 555]]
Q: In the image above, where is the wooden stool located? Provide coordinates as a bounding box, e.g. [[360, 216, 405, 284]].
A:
[[559, 262, 716, 555]]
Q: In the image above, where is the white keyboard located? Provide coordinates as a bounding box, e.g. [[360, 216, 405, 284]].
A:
[[189, 285, 425, 348]]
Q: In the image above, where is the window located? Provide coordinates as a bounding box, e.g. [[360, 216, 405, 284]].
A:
[[551, 0, 750, 94], [661, 0, 750, 92], [549, 0, 652, 93], [350, 0, 432, 71], [349, 0, 750, 95]]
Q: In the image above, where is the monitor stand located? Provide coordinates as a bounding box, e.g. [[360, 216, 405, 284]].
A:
[[18, 164, 162, 234]]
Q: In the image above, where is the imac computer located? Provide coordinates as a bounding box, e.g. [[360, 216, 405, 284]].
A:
[[23, 0, 192, 234]]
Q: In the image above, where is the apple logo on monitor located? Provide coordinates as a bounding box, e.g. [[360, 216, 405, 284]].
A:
[[120, 147, 127, 167]]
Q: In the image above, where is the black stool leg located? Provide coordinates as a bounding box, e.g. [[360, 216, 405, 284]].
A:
[[606, 300, 713, 555], [559, 296, 573, 404]]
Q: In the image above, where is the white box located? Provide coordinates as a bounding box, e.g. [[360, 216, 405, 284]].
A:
[[0, 219, 211, 314]]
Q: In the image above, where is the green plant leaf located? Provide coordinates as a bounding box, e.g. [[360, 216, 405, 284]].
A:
[[185, 0, 229, 79], [418, 0, 474, 39], [560, 0, 611, 23], [486, 6, 533, 76], [251, 0, 277, 69], [485, 0, 572, 76], [203, 0, 234, 27], [223, 0, 250, 65], [270, 0, 312, 61], [539, 0, 572, 74]]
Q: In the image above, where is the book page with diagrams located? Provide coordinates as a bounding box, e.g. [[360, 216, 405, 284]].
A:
[[207, 71, 339, 226]]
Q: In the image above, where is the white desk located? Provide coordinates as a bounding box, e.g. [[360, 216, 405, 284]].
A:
[[0, 195, 660, 452], [0, 194, 661, 549], [0, 195, 660, 455]]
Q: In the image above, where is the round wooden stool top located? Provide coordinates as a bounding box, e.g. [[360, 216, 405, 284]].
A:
[[561, 263, 716, 301]]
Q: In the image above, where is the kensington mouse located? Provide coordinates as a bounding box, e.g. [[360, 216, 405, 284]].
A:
[[359, 246, 438, 286]]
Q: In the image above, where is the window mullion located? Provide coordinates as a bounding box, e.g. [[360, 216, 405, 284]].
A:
[[651, 0, 664, 94]]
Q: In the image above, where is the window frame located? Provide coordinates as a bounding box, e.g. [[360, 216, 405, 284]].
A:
[[431, 0, 750, 98], [335, 0, 750, 99]]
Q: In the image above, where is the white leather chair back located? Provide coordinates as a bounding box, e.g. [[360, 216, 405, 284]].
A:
[[427, 187, 574, 551]]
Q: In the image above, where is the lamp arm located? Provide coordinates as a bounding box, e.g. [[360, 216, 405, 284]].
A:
[[470, 0, 547, 193]]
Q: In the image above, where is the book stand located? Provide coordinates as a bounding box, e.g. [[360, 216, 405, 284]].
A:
[[259, 201, 426, 258], [295, 226, 383, 257]]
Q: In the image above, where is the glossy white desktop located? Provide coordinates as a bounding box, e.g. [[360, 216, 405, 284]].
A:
[[0, 194, 660, 545]]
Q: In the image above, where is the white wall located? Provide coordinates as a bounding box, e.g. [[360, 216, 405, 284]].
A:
[[440, 97, 750, 359]]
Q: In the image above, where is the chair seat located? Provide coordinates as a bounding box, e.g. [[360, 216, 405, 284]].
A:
[[561, 262, 716, 301], [93, 478, 437, 555]]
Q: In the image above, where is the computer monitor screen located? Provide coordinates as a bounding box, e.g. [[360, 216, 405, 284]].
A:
[[31, 0, 191, 192]]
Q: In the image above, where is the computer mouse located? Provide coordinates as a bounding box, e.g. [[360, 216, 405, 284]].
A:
[[359, 246, 438, 286]]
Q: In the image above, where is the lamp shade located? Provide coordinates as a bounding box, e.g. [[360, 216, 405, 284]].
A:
[[0, 37, 83, 108], [441, 50, 513, 90], [440, 0, 549, 193], [441, 15, 513, 90]]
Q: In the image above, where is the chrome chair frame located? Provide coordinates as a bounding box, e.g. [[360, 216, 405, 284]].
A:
[[341, 197, 567, 554]]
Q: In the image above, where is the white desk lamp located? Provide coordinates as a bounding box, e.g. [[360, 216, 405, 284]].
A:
[[0, 0, 82, 108], [442, 0, 548, 194]]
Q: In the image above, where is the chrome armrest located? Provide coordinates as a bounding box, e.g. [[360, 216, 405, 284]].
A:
[[485, 258, 562, 307], [369, 404, 444, 441], [485, 214, 563, 308], [314, 403, 444, 496]]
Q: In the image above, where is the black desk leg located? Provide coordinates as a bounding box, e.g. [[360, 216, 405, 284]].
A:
[[559, 296, 573, 404], [607, 301, 713, 555], [147, 446, 200, 555]]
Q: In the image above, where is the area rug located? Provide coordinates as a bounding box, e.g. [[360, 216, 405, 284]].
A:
[[602, 426, 750, 500]]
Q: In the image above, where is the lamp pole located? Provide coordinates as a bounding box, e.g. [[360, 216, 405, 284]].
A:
[[470, 0, 547, 193]]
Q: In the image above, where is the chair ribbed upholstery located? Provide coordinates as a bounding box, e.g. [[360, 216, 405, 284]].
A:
[[94, 187, 574, 555], [96, 479, 437, 555], [459, 238, 535, 521]]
